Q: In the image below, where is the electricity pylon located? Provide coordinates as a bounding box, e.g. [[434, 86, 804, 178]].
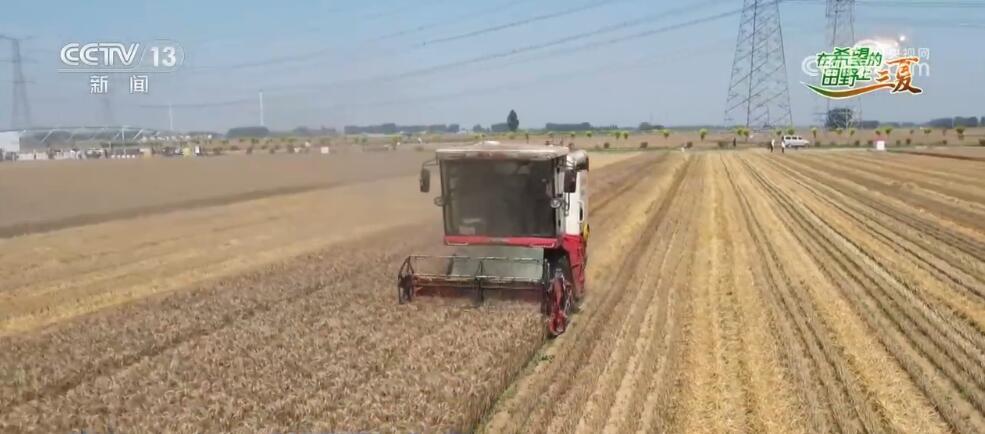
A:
[[724, 0, 793, 131]]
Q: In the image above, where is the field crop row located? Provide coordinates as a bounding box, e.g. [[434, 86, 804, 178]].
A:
[[483, 150, 985, 433]]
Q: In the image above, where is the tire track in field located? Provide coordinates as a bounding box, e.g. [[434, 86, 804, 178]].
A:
[[792, 155, 985, 237], [809, 153, 985, 212], [740, 155, 985, 433], [724, 157, 878, 433], [874, 152, 985, 180], [762, 156, 985, 345], [715, 156, 805, 434], [658, 155, 755, 433], [699, 155, 757, 433], [841, 153, 985, 191], [481, 156, 694, 433], [590, 152, 671, 212], [520, 156, 694, 433], [775, 156, 985, 291], [894, 149, 985, 163], [556, 157, 701, 434], [582, 157, 704, 434]]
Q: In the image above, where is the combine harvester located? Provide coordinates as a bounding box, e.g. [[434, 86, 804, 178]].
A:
[[398, 141, 590, 336]]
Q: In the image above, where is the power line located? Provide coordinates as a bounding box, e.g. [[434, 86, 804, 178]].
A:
[[269, 0, 735, 94], [276, 38, 734, 116], [373, 0, 529, 40], [785, 0, 985, 7], [141, 2, 739, 109], [190, 0, 627, 73], [414, 0, 624, 47]]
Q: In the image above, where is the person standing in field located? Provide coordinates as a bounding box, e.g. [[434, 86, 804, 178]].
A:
[[770, 138, 775, 153]]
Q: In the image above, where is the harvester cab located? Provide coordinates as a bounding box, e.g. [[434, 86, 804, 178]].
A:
[[398, 141, 589, 336]]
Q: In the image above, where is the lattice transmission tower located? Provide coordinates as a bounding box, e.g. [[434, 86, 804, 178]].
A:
[[825, 0, 861, 128], [724, 0, 792, 130], [1, 36, 33, 129]]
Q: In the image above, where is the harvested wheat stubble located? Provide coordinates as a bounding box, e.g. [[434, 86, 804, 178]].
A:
[[484, 151, 983, 434]]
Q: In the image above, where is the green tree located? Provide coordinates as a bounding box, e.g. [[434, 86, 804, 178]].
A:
[[923, 128, 932, 135], [956, 127, 966, 140], [699, 128, 708, 141], [621, 131, 629, 140], [883, 127, 893, 137], [661, 129, 671, 139], [507, 109, 519, 132], [810, 127, 818, 141], [586, 131, 593, 138], [836, 128, 844, 136], [525, 132, 530, 143], [788, 127, 797, 136], [849, 128, 857, 136]]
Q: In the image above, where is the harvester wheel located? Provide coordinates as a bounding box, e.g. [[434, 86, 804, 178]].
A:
[[546, 257, 573, 337]]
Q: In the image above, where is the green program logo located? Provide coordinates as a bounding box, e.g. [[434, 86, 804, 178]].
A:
[[805, 46, 924, 99]]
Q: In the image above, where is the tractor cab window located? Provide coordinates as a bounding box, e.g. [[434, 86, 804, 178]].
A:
[[441, 159, 556, 238]]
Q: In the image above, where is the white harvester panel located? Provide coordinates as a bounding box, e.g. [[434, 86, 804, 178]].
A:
[[563, 150, 588, 236]]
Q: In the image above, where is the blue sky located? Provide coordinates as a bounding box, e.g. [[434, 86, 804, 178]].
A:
[[1, 0, 983, 131]]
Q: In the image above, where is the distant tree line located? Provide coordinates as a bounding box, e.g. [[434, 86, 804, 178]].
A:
[[826, 108, 982, 130], [290, 126, 338, 136], [637, 122, 666, 131], [490, 123, 511, 133], [227, 126, 270, 138], [343, 123, 459, 135], [926, 117, 981, 128], [545, 122, 594, 132]]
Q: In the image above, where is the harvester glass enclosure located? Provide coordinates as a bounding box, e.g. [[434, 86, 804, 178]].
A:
[[439, 159, 557, 238]]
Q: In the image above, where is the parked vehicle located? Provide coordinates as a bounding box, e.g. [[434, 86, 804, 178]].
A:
[[782, 135, 810, 148]]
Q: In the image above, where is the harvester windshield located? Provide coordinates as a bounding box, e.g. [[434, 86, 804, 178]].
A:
[[440, 159, 556, 238]]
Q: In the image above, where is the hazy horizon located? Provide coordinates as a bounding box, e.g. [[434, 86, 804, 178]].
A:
[[2, 0, 983, 132]]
